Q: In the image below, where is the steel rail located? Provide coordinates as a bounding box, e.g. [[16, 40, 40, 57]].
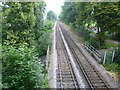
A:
[[58, 22, 110, 89], [56, 23, 78, 88]]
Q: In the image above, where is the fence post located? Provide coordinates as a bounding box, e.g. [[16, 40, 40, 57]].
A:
[[103, 51, 107, 64], [46, 45, 49, 70], [112, 50, 115, 62]]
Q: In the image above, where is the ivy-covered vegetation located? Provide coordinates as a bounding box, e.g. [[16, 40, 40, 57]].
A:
[[1, 2, 56, 89]]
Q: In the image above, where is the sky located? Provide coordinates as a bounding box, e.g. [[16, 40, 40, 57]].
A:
[[44, 0, 64, 18]]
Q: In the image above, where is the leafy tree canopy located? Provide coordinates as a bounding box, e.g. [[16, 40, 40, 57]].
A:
[[46, 10, 57, 21]]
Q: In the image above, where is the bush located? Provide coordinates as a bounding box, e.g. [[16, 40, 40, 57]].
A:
[[103, 63, 120, 80], [77, 29, 90, 41], [2, 45, 49, 89], [36, 29, 52, 56], [35, 20, 54, 57], [74, 29, 90, 41], [87, 37, 100, 49], [83, 30, 90, 41], [44, 20, 54, 30]]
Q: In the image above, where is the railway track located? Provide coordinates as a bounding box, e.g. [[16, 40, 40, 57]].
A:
[[57, 22, 111, 89], [56, 23, 79, 88]]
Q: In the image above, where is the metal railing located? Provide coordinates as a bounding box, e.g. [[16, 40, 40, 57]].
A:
[[84, 42, 101, 63]]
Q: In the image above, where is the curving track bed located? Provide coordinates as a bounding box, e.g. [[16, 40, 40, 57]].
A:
[[55, 21, 116, 89]]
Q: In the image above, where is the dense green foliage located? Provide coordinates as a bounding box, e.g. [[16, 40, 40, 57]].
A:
[[103, 62, 120, 80], [2, 46, 49, 89], [60, 2, 77, 25], [60, 2, 120, 66], [46, 11, 57, 21], [36, 20, 53, 56], [1, 2, 53, 89], [91, 2, 120, 46], [60, 2, 120, 47], [3, 2, 35, 47]]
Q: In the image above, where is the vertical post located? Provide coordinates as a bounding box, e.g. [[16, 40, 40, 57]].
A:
[[86, 42, 88, 50], [86, 43, 88, 50], [103, 51, 107, 64], [112, 50, 115, 62], [46, 45, 49, 70]]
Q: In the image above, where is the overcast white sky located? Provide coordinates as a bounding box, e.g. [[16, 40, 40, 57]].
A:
[[44, 0, 64, 18]]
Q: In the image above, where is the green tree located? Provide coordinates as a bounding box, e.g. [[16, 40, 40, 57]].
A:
[[91, 2, 120, 46], [46, 11, 57, 21], [2, 2, 50, 89], [60, 2, 120, 47], [34, 2, 46, 40], [60, 2, 77, 26], [2, 2, 36, 47]]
